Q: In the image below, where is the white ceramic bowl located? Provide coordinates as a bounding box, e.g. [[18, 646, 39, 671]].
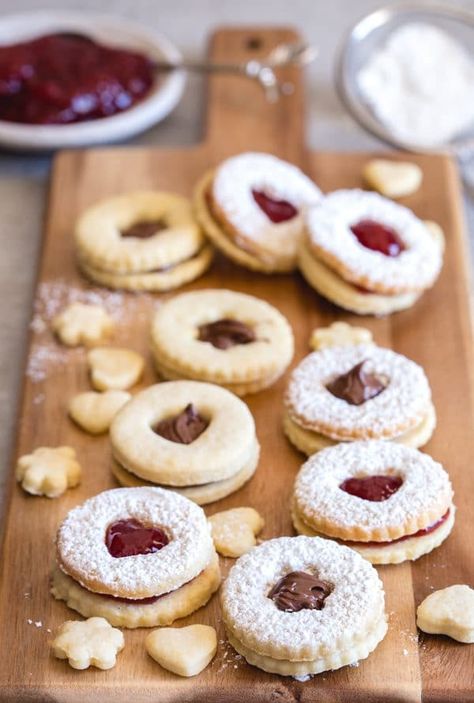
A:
[[0, 10, 186, 151]]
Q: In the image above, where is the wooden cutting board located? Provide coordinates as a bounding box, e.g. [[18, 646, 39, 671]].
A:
[[0, 26, 473, 703]]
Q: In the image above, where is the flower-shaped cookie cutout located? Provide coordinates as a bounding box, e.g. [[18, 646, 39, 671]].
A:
[[146, 625, 217, 677], [417, 585, 474, 643], [16, 446, 81, 498], [209, 507, 264, 557], [69, 390, 131, 434], [309, 321, 373, 351], [52, 617, 125, 670], [52, 303, 114, 347], [87, 348, 144, 391], [362, 158, 423, 199]]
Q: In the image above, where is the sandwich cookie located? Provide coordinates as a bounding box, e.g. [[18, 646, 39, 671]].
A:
[[292, 441, 455, 564], [194, 152, 322, 273], [284, 343, 435, 455], [151, 289, 294, 395], [51, 487, 220, 628], [221, 536, 387, 675], [110, 381, 259, 504], [75, 191, 212, 291], [299, 189, 443, 314]]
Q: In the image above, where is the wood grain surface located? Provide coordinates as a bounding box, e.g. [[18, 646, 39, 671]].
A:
[[0, 26, 473, 703]]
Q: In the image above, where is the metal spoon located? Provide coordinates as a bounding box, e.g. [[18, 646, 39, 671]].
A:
[[152, 41, 317, 102]]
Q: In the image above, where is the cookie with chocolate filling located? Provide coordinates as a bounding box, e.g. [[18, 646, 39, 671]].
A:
[[75, 191, 212, 291], [150, 289, 294, 395], [221, 536, 387, 675], [110, 381, 260, 504]]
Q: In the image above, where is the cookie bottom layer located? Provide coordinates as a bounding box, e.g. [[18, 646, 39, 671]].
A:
[[153, 353, 284, 397], [111, 444, 258, 505], [298, 242, 420, 315], [78, 245, 213, 292], [292, 505, 455, 565], [51, 552, 221, 629], [226, 616, 387, 676], [194, 171, 293, 273], [283, 403, 436, 455]]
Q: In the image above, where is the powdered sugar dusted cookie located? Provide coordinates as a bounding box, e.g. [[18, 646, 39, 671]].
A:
[[53, 488, 219, 628], [52, 303, 114, 347], [284, 343, 435, 454], [292, 441, 454, 564], [194, 153, 321, 273], [87, 347, 144, 391], [221, 536, 387, 675], [417, 585, 474, 643], [299, 189, 443, 314], [68, 390, 131, 434], [151, 289, 294, 396], [16, 446, 81, 498], [146, 625, 217, 676], [52, 617, 124, 670], [209, 507, 264, 557]]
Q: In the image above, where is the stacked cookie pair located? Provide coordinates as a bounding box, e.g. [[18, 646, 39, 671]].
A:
[[75, 192, 213, 291], [150, 288, 294, 396], [109, 380, 260, 505]]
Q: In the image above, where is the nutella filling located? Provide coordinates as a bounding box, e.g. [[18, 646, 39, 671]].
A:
[[268, 571, 332, 612], [326, 360, 387, 406], [153, 403, 208, 444], [198, 318, 256, 350], [120, 219, 167, 239]]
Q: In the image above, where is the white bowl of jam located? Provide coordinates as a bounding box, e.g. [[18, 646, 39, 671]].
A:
[[0, 10, 186, 150]]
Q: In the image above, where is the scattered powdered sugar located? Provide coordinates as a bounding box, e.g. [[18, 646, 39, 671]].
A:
[[57, 487, 213, 598], [285, 344, 431, 440], [357, 23, 474, 148], [293, 673, 313, 682], [293, 441, 452, 533], [213, 152, 321, 247], [213, 638, 244, 674], [26, 343, 85, 383], [221, 536, 385, 659], [305, 190, 442, 292]]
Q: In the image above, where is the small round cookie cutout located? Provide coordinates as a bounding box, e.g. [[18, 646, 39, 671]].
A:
[[151, 289, 294, 395], [110, 381, 260, 501], [292, 441, 455, 564], [194, 152, 322, 273], [299, 189, 443, 314], [75, 191, 212, 291], [284, 343, 435, 454], [221, 535, 387, 676], [417, 585, 474, 643], [53, 487, 220, 628]]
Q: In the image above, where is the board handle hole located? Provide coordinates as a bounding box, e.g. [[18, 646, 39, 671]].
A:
[[245, 36, 263, 51]]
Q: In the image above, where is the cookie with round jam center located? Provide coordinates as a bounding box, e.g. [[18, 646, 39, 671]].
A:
[[350, 219, 405, 257], [252, 189, 298, 223], [106, 518, 169, 558], [340, 475, 403, 502]]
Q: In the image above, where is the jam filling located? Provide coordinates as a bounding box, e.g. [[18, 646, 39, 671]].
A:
[[105, 518, 169, 559], [252, 189, 298, 223], [340, 474, 403, 502], [268, 571, 332, 612], [347, 509, 451, 549], [121, 219, 167, 239], [326, 360, 387, 406], [198, 318, 256, 350], [350, 219, 405, 257], [0, 32, 154, 124], [153, 403, 208, 444]]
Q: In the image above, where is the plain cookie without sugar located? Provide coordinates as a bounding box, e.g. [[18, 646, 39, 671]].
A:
[[87, 347, 145, 391], [417, 585, 474, 643], [209, 507, 265, 557], [52, 617, 124, 670], [145, 624, 217, 676], [68, 390, 131, 434], [16, 446, 81, 498], [52, 303, 114, 347]]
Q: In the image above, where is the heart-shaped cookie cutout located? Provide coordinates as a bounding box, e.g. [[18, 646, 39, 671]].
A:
[[87, 347, 144, 391], [362, 159, 423, 199], [145, 625, 217, 677], [209, 507, 264, 558], [69, 390, 131, 434], [417, 584, 474, 643]]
